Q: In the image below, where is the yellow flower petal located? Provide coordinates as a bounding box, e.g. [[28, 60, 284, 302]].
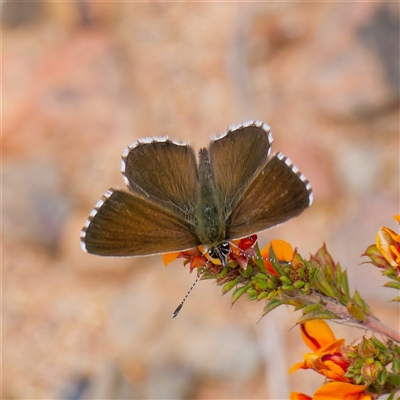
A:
[[389, 243, 400, 264], [290, 322, 352, 385], [319, 368, 350, 382], [162, 252, 180, 266], [376, 215, 400, 268], [300, 320, 337, 352], [261, 239, 294, 262], [313, 382, 368, 400], [323, 359, 346, 376], [391, 215, 400, 241], [288, 361, 306, 374], [376, 227, 400, 268], [319, 338, 345, 354], [359, 395, 373, 400]]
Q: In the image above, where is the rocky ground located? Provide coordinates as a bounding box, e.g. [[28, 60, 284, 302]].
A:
[[3, 2, 399, 399]]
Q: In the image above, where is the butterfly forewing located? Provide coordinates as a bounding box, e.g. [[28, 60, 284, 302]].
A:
[[226, 153, 312, 239], [81, 189, 200, 256], [209, 122, 272, 219], [122, 139, 199, 222]]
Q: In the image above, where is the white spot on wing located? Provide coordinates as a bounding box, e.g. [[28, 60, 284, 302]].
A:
[[80, 238, 88, 252], [120, 136, 188, 187], [277, 152, 284, 160], [122, 174, 130, 187], [80, 227, 88, 252], [120, 157, 126, 174], [212, 120, 273, 143], [276, 152, 313, 206], [308, 191, 314, 205]]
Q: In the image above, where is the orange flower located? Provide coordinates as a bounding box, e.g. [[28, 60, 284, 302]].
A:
[[162, 251, 180, 266], [289, 320, 350, 382], [261, 239, 294, 276], [376, 215, 400, 269], [162, 247, 207, 270], [313, 382, 370, 400], [291, 382, 371, 400]]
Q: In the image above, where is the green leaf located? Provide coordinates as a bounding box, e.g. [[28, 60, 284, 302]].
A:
[[262, 297, 287, 316], [392, 358, 400, 374], [371, 337, 387, 352], [247, 292, 258, 301], [340, 269, 350, 298], [302, 303, 324, 314], [240, 265, 253, 278], [254, 278, 268, 290], [296, 310, 337, 324], [384, 281, 400, 290], [267, 290, 277, 300], [254, 243, 268, 274], [219, 267, 228, 279], [257, 291, 268, 301], [385, 393, 394, 400], [347, 302, 367, 322], [222, 278, 239, 295], [231, 284, 251, 304], [352, 290, 372, 316], [382, 267, 398, 278], [293, 280, 305, 289], [355, 375, 363, 385], [268, 246, 284, 276], [312, 270, 337, 298], [297, 268, 306, 279], [279, 276, 292, 285], [302, 282, 311, 294], [265, 279, 276, 290], [282, 285, 296, 291], [285, 299, 304, 307], [335, 264, 342, 288], [294, 303, 307, 311], [387, 371, 400, 386]]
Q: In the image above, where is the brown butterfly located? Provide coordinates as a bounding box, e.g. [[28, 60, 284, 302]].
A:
[[81, 121, 312, 266]]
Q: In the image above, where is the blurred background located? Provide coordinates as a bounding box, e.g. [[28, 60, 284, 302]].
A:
[[3, 1, 399, 399]]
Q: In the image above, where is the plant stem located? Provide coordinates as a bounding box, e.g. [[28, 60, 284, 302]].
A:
[[304, 295, 400, 343]]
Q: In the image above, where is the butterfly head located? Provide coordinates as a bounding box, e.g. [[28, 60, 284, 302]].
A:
[[206, 242, 231, 267], [197, 235, 258, 270]]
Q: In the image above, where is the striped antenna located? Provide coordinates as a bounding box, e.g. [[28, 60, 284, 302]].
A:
[[172, 270, 204, 318]]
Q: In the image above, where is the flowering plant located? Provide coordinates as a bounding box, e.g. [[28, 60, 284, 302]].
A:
[[164, 215, 400, 398]]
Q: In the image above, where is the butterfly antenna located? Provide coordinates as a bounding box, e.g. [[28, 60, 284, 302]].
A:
[[172, 270, 204, 318]]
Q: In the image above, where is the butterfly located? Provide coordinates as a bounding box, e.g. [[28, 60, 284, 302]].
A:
[[81, 121, 312, 266]]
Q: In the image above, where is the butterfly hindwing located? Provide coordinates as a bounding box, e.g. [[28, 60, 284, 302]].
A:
[[226, 153, 313, 239]]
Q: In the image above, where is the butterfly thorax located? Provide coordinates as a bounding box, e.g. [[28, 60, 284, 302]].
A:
[[194, 148, 226, 247]]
